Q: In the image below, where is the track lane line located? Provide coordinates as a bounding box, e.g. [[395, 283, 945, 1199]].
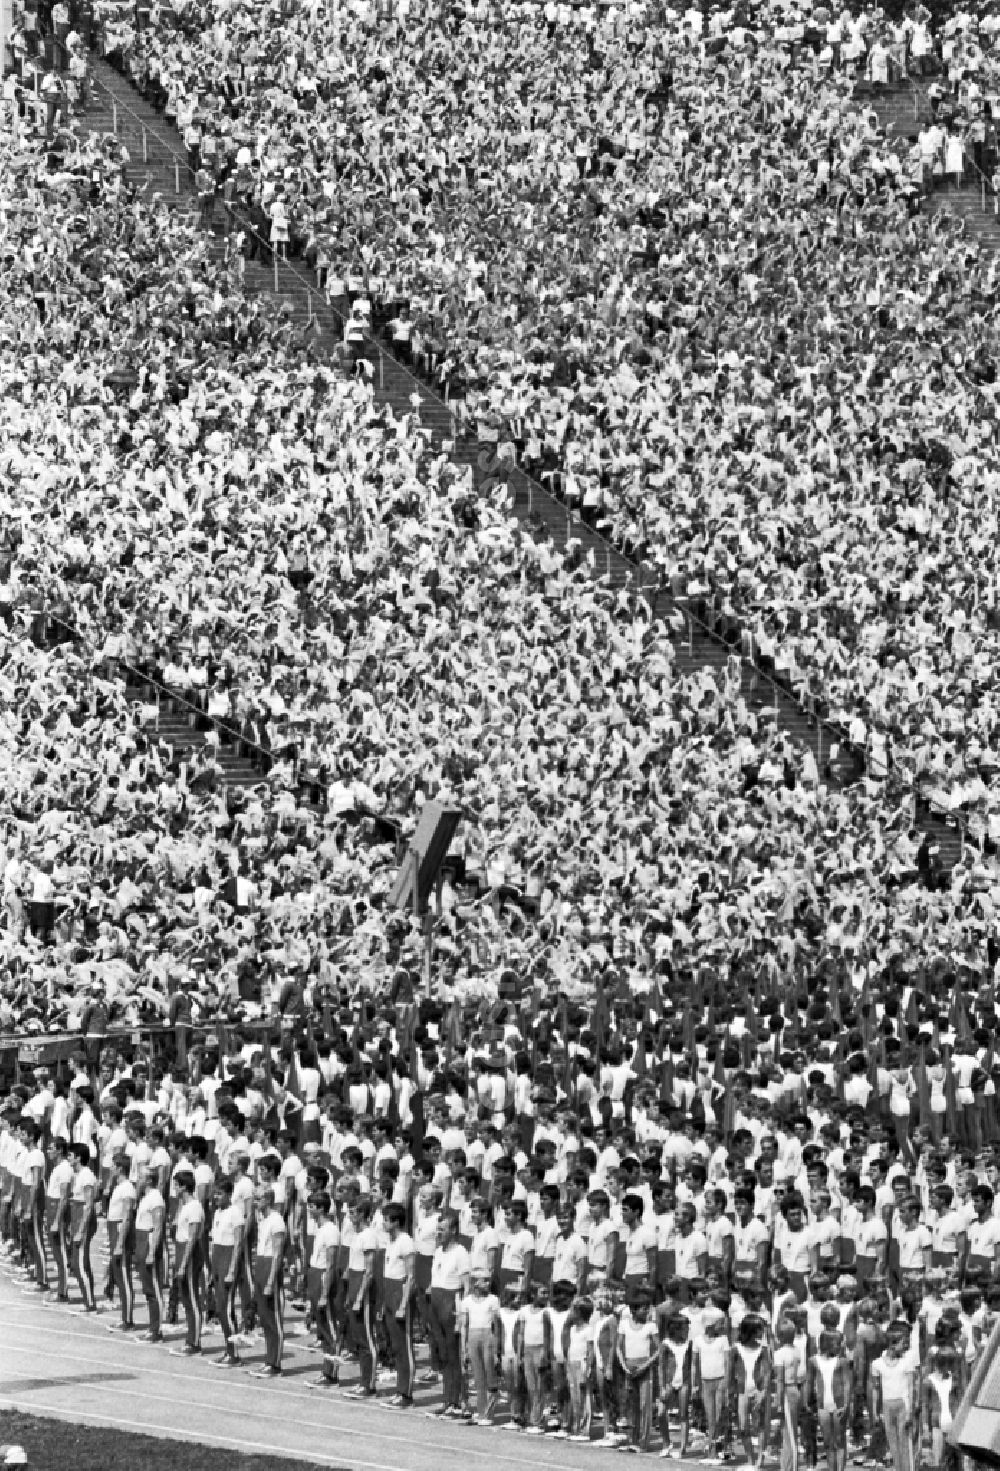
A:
[[0, 1338, 613, 1470]]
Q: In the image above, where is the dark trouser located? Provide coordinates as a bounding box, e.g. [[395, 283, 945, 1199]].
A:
[[211, 1244, 237, 1354], [308, 1265, 337, 1373], [383, 1279, 415, 1398], [173, 1022, 191, 1070], [71, 1211, 96, 1309], [179, 1245, 203, 1349], [48, 1226, 68, 1294], [108, 1221, 134, 1324], [531, 1256, 553, 1288], [428, 1286, 462, 1408], [597, 1355, 619, 1434], [26, 1204, 46, 1286], [44, 98, 62, 141], [238, 1238, 255, 1330], [346, 1268, 376, 1392], [254, 1255, 284, 1369], [135, 1229, 163, 1336], [45, 1201, 68, 1295], [414, 1255, 434, 1359], [497, 1265, 522, 1301], [29, 900, 55, 939], [27, 1206, 46, 1288]]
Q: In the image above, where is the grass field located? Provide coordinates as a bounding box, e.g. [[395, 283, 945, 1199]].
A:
[[0, 1411, 342, 1471]]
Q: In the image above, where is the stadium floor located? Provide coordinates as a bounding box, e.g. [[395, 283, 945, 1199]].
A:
[[0, 1262, 648, 1470]]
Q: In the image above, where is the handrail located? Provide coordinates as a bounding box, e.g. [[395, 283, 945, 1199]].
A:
[[29, 602, 405, 838], [89, 62, 466, 421], [1, 1019, 279, 1050], [85, 51, 640, 585], [81, 40, 981, 859]]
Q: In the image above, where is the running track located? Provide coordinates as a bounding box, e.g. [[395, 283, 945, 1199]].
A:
[[0, 1258, 635, 1470]]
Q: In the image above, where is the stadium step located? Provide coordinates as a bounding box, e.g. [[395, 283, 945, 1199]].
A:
[[858, 79, 1000, 249], [855, 79, 931, 137], [74, 53, 966, 873]]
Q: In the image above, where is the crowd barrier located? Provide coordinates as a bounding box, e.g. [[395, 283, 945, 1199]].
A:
[[0, 1016, 282, 1087]]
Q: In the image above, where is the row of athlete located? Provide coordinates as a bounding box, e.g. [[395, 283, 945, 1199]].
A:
[[0, 1127, 984, 1460]]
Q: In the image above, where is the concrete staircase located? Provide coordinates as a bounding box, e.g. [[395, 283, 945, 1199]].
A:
[[29, 618, 553, 932], [31, 612, 264, 791], [859, 79, 1000, 248], [70, 55, 967, 872], [930, 182, 1000, 247], [135, 684, 266, 792], [855, 78, 932, 137]]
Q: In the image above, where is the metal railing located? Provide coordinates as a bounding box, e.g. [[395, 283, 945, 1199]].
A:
[[88, 59, 467, 416], [889, 71, 994, 214], [26, 602, 408, 841], [0, 1017, 289, 1072]]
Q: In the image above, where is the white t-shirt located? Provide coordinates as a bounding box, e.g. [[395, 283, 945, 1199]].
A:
[[968, 1217, 1000, 1260], [383, 1230, 415, 1281], [310, 1219, 341, 1270], [45, 1158, 74, 1202], [431, 1242, 470, 1290], [624, 1220, 658, 1275], [871, 1352, 919, 1409], [896, 1224, 931, 1271], [175, 1197, 205, 1245], [135, 1187, 166, 1233], [461, 1291, 499, 1334], [675, 1228, 709, 1279], [696, 1333, 729, 1380], [553, 1230, 587, 1284]]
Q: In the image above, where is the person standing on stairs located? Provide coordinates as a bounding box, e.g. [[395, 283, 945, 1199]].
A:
[[269, 188, 290, 262], [196, 162, 216, 229], [40, 70, 65, 142], [51, 0, 69, 70], [184, 113, 202, 186], [945, 128, 965, 191]]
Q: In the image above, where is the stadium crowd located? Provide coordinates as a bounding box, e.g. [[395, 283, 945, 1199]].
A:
[[28, 0, 990, 845], [3, 0, 1000, 1461]]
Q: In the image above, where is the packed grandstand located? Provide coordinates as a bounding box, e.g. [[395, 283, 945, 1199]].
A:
[[3, 0, 1000, 1459]]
